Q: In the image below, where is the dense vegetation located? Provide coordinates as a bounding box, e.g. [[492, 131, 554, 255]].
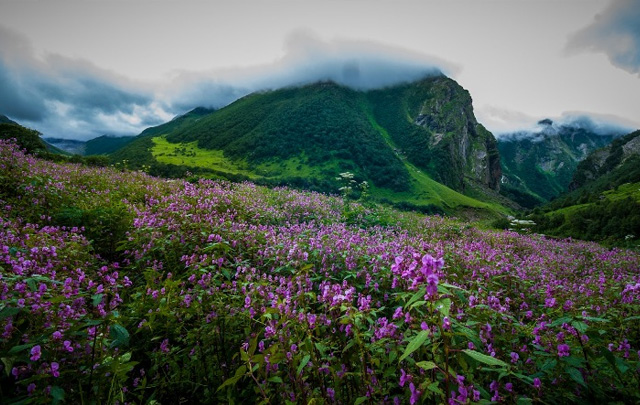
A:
[[1, 139, 639, 404], [527, 131, 640, 247], [166, 83, 412, 192], [84, 136, 135, 156], [498, 125, 617, 207]]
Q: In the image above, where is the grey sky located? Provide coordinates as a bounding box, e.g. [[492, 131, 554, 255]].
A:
[[0, 0, 639, 140]]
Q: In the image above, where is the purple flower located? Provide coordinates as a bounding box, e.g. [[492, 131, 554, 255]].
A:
[[399, 369, 410, 387], [427, 274, 439, 296], [27, 383, 36, 395], [30, 345, 41, 361], [63, 340, 74, 352], [327, 387, 335, 399], [510, 351, 519, 363], [160, 338, 170, 353], [533, 378, 541, 389], [409, 382, 421, 404], [51, 362, 60, 377], [557, 344, 570, 357], [442, 316, 451, 331]]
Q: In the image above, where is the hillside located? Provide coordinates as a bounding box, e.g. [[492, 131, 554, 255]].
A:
[[1, 138, 639, 404], [0, 121, 53, 154], [497, 119, 620, 208], [530, 130, 640, 246], [113, 77, 507, 216], [0, 114, 18, 125]]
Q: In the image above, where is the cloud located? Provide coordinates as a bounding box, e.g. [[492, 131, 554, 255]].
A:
[[566, 0, 640, 75], [493, 111, 636, 141], [161, 31, 457, 111], [0, 27, 454, 139], [0, 26, 170, 139]]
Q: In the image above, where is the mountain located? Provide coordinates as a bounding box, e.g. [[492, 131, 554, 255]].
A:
[[44, 135, 136, 156], [84, 135, 135, 155], [0, 114, 18, 125], [44, 138, 86, 155], [570, 130, 640, 190], [0, 120, 55, 154], [530, 129, 640, 246], [497, 119, 622, 208], [112, 77, 507, 216]]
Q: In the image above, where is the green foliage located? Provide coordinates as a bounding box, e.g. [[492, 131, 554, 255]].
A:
[[531, 131, 640, 246], [498, 127, 618, 204], [84, 135, 135, 156], [0, 123, 48, 154], [53, 204, 133, 261]]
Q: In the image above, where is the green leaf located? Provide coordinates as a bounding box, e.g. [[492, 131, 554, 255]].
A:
[[463, 349, 509, 367], [405, 289, 425, 309], [0, 306, 20, 319], [2, 357, 14, 377], [571, 320, 588, 334], [426, 381, 443, 395], [51, 386, 65, 405], [109, 323, 130, 348], [540, 359, 557, 372], [615, 357, 629, 374], [297, 354, 311, 375], [92, 293, 103, 307], [565, 367, 586, 387], [267, 376, 283, 384], [435, 298, 451, 317], [416, 361, 437, 371], [354, 396, 368, 405], [517, 398, 533, 404], [8, 343, 35, 354], [217, 373, 244, 391], [582, 316, 609, 322], [399, 330, 430, 362]]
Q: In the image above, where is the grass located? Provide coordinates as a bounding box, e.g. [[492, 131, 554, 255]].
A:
[[151, 132, 508, 217], [151, 136, 254, 177]]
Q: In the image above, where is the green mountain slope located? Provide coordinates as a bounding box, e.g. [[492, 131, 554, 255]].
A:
[[498, 119, 620, 208], [84, 135, 135, 156], [530, 130, 640, 246], [112, 77, 508, 216], [0, 121, 51, 154], [0, 114, 18, 125]]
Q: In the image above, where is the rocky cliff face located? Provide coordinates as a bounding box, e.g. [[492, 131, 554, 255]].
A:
[[410, 77, 501, 191], [571, 130, 640, 190]]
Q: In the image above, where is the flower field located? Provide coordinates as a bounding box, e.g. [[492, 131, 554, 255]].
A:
[[1, 139, 639, 404]]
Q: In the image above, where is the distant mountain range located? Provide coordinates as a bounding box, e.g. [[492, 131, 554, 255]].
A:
[[530, 129, 640, 246], [45, 135, 135, 156], [497, 118, 624, 208]]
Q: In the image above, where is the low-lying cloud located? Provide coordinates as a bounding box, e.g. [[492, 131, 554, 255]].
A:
[[163, 31, 455, 112], [495, 112, 636, 142], [0, 26, 170, 140], [0, 27, 454, 140], [566, 0, 640, 76]]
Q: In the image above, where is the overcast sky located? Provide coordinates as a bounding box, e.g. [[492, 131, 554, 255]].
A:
[[1, 0, 639, 140]]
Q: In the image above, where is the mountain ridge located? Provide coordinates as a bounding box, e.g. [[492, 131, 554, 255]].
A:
[[111, 76, 507, 216], [497, 119, 624, 207]]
